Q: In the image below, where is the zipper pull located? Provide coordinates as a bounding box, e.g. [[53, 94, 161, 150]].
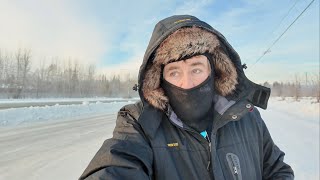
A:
[[207, 160, 211, 171], [233, 166, 238, 175]]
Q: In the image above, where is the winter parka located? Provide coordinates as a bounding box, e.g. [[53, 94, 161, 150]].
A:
[[79, 15, 294, 180]]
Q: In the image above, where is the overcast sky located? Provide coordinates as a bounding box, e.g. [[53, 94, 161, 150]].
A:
[[0, 0, 319, 83]]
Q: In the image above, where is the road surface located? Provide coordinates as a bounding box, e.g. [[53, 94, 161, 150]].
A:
[[0, 113, 117, 180], [0, 101, 318, 179]]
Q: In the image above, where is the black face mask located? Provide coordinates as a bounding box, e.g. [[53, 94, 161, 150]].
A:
[[162, 75, 215, 132]]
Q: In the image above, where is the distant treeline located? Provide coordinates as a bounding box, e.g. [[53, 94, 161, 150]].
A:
[[0, 49, 319, 101], [261, 74, 319, 102], [0, 49, 138, 99]]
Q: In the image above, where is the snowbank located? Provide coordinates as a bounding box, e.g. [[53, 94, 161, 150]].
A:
[[0, 99, 137, 126]]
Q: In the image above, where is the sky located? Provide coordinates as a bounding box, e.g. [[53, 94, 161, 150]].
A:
[[0, 0, 319, 84]]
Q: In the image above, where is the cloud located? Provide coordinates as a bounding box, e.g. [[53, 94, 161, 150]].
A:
[[197, 0, 319, 84], [97, 52, 144, 81], [0, 1, 108, 68], [101, 0, 319, 84], [0, 0, 317, 84]]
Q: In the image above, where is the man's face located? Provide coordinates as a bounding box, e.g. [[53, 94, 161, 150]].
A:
[[163, 55, 211, 89]]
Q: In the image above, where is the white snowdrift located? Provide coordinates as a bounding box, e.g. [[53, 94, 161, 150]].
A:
[[0, 99, 136, 126]]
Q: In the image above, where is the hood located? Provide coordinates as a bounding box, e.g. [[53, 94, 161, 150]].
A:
[[138, 15, 270, 111]]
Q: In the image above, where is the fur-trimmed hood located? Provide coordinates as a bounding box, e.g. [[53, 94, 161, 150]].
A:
[[138, 15, 270, 111]]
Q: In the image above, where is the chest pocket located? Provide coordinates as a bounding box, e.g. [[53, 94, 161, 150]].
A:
[[215, 119, 262, 180], [226, 153, 242, 180]]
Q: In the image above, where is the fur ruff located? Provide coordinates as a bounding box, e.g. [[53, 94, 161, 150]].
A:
[[142, 26, 238, 110]]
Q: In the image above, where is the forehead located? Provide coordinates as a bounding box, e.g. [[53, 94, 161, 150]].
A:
[[164, 55, 209, 69]]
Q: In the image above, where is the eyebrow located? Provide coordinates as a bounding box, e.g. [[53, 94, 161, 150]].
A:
[[165, 66, 180, 72], [189, 62, 206, 67], [165, 61, 206, 72]]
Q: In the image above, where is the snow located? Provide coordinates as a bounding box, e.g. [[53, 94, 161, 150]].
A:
[[0, 97, 131, 104], [0, 98, 138, 126], [0, 97, 319, 179], [260, 97, 319, 180]]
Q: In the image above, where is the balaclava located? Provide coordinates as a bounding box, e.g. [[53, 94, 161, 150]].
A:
[[161, 54, 215, 132]]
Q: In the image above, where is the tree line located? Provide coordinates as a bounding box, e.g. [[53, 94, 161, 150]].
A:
[[0, 49, 318, 101], [0, 49, 138, 99], [262, 73, 319, 102]]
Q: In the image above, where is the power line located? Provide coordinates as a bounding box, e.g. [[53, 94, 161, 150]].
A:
[[252, 0, 316, 66], [268, 0, 301, 38]]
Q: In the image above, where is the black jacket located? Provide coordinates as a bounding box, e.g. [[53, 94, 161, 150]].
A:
[[80, 15, 294, 180]]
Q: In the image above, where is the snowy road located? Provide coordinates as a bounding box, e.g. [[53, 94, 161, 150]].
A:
[[0, 113, 117, 180], [0, 98, 318, 180]]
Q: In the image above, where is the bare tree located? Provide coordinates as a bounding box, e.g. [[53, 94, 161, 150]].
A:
[[311, 73, 320, 103], [35, 58, 47, 98], [4, 53, 15, 98], [305, 72, 309, 86], [64, 59, 73, 97], [80, 64, 95, 96], [294, 74, 301, 101], [71, 61, 79, 97], [21, 49, 31, 91], [15, 48, 22, 87], [272, 81, 283, 97], [0, 50, 3, 82], [0, 48, 143, 98], [13, 49, 31, 98]]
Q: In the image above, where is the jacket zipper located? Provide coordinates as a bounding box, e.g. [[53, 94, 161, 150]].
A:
[[167, 119, 212, 173], [205, 133, 211, 171], [186, 128, 212, 172], [179, 127, 212, 172]]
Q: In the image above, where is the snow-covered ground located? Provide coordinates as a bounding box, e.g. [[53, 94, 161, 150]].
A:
[[261, 97, 319, 180], [0, 97, 130, 104], [0, 98, 138, 126], [0, 97, 318, 179]]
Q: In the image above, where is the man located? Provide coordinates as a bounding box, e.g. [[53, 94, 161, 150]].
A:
[[80, 15, 294, 180]]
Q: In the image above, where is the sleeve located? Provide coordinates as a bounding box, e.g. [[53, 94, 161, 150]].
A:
[[79, 103, 153, 180], [257, 110, 294, 180]]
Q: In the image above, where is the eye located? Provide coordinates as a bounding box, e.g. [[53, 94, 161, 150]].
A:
[[192, 69, 203, 74], [169, 71, 180, 77]]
